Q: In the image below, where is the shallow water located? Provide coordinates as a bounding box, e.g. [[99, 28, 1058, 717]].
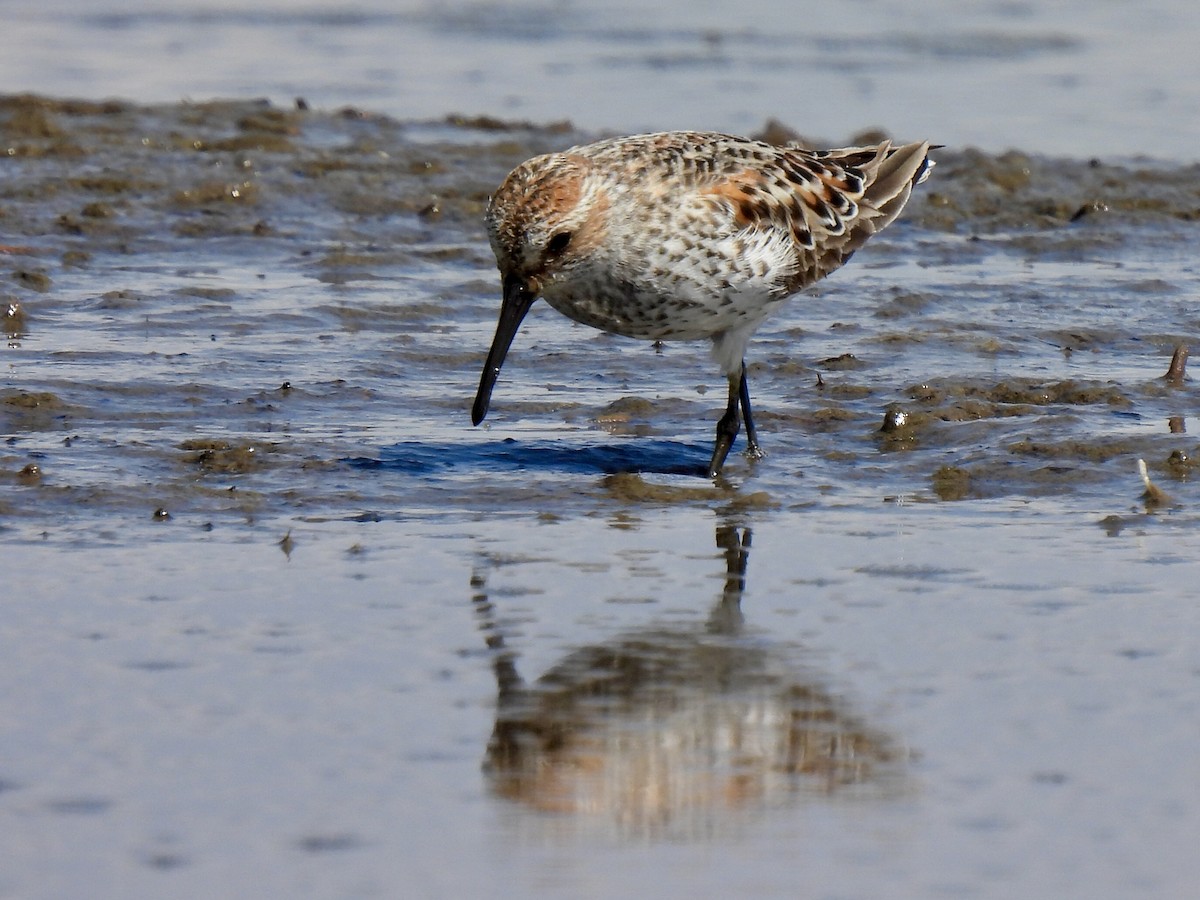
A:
[[5, 0, 1200, 158], [4, 507, 1199, 898], [3, 6, 1200, 898]]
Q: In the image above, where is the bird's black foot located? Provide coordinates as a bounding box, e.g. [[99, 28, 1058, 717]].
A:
[[707, 404, 740, 478], [706, 360, 766, 478], [737, 363, 764, 463]]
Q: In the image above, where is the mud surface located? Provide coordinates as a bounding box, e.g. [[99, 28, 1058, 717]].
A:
[[3, 94, 1200, 900], [2, 93, 1198, 524]]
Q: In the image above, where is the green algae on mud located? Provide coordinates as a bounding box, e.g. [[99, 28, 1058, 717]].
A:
[[1, 92, 1199, 525]]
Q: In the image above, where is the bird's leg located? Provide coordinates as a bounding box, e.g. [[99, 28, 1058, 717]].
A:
[[738, 363, 764, 461], [707, 371, 741, 478], [707, 362, 763, 478]]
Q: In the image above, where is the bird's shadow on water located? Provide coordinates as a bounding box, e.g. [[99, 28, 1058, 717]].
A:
[[346, 438, 711, 477]]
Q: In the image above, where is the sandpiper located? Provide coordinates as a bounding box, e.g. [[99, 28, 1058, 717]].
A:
[[472, 131, 934, 477]]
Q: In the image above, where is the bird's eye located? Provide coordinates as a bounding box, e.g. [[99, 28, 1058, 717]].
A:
[[546, 231, 573, 255]]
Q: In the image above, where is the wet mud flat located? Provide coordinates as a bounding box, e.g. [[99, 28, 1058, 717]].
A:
[[3, 94, 1200, 898], [3, 93, 1199, 529]]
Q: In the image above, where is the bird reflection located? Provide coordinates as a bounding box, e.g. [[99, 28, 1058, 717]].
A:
[[471, 521, 905, 838]]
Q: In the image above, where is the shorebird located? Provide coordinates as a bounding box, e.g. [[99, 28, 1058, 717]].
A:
[[471, 131, 934, 477]]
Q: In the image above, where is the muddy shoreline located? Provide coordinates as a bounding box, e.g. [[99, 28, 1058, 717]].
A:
[[3, 93, 1197, 525], [3, 90, 1200, 900]]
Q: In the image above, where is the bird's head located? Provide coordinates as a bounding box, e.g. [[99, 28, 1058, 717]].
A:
[[485, 153, 608, 296], [472, 153, 608, 425]]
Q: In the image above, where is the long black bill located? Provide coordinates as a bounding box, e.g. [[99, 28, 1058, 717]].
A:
[[471, 274, 537, 426]]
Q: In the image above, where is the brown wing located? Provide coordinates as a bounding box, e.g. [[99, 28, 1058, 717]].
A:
[[694, 138, 934, 290]]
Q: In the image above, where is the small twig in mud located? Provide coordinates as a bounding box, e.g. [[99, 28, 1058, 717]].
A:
[[1137, 459, 1172, 508], [1164, 344, 1188, 385]]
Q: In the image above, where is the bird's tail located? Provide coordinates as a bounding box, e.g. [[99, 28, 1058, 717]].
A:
[[861, 140, 935, 231], [813, 140, 934, 265]]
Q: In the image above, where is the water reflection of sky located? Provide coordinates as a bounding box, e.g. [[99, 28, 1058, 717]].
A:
[[6, 505, 1195, 896], [3, 0, 1200, 157]]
